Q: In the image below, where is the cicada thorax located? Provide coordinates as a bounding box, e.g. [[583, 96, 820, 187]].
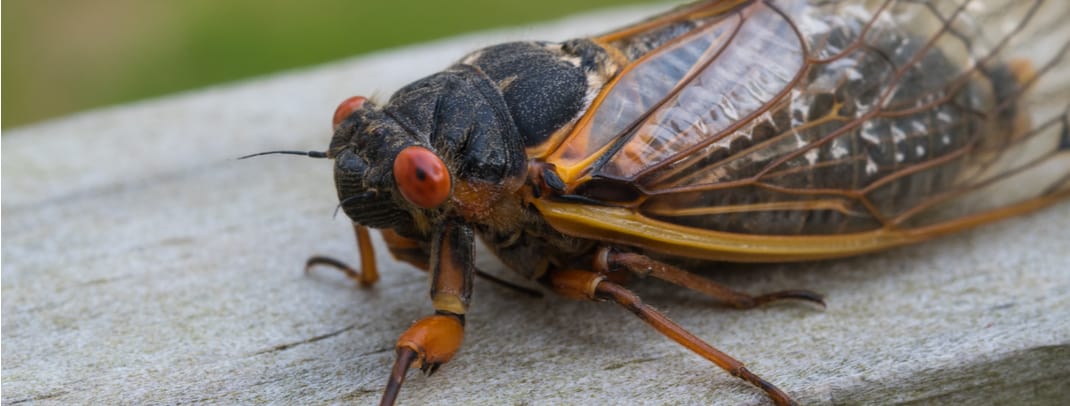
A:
[[533, 0, 1065, 245]]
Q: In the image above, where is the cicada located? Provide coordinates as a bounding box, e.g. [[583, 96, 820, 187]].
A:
[[249, 0, 1070, 404]]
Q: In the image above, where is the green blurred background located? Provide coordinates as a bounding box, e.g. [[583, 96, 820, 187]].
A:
[[2, 0, 664, 129]]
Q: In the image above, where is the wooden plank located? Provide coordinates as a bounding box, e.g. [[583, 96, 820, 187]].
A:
[[3, 4, 1069, 405]]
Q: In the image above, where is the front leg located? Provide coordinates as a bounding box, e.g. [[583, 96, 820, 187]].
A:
[[382, 219, 474, 406], [306, 223, 380, 286], [307, 224, 541, 298]]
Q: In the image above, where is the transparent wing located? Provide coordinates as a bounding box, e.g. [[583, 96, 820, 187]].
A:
[[540, 0, 1069, 255]]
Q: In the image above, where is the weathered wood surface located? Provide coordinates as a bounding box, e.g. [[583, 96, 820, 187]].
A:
[[3, 4, 1069, 405]]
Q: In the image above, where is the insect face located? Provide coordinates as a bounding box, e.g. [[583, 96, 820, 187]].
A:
[[329, 102, 420, 229]]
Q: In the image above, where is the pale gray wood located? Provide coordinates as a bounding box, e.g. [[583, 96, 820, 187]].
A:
[[3, 4, 1069, 405]]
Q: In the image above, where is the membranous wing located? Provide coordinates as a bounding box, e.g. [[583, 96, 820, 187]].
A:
[[536, 0, 1070, 261]]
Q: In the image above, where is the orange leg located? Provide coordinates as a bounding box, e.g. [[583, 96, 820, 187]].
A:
[[308, 225, 540, 297], [383, 314, 464, 405], [306, 223, 380, 286], [380, 228, 540, 296], [548, 268, 799, 406], [600, 248, 824, 309], [380, 228, 431, 270], [304, 222, 532, 404], [381, 220, 474, 406]]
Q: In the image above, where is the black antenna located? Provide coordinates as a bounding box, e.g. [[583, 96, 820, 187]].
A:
[[238, 150, 328, 160]]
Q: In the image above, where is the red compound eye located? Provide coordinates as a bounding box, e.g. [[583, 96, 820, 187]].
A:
[[333, 96, 367, 127], [393, 146, 451, 209]]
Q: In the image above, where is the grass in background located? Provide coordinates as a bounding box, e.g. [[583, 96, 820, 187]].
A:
[[2, 0, 662, 129]]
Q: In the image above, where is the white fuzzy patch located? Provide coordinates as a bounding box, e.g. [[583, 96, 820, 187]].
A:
[[865, 155, 878, 175]]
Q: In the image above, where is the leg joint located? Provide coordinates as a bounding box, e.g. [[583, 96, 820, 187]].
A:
[[548, 269, 605, 300]]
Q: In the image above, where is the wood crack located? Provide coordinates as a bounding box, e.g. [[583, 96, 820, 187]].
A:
[[252, 322, 360, 355]]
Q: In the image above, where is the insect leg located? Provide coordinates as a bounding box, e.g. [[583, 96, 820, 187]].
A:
[[602, 249, 824, 309], [380, 228, 431, 270], [547, 268, 798, 406], [381, 220, 474, 406], [378, 228, 540, 296], [305, 224, 379, 286], [306, 226, 539, 296]]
